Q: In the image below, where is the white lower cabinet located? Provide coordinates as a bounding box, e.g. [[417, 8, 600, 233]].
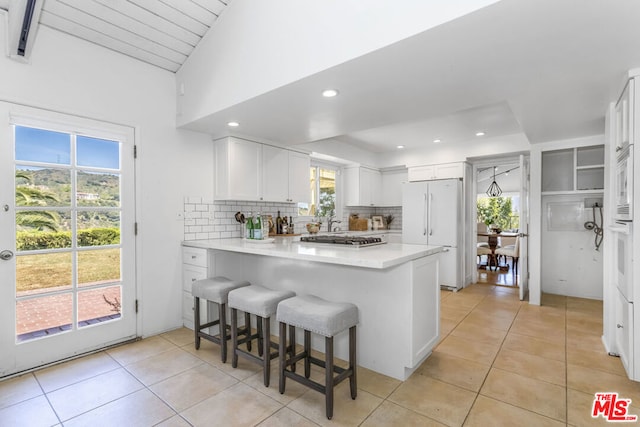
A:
[[182, 247, 213, 330], [616, 287, 634, 378]]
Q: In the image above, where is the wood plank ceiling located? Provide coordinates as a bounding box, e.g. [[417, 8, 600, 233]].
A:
[[39, 0, 232, 72]]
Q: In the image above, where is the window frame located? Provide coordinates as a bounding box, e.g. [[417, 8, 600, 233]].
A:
[[297, 160, 342, 222]]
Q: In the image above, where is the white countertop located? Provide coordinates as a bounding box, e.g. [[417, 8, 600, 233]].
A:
[[182, 238, 442, 269]]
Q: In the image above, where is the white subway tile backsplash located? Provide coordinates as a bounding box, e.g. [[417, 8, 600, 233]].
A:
[[183, 198, 303, 241]]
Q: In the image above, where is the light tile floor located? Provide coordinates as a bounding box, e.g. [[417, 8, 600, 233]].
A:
[[2, 284, 640, 426]]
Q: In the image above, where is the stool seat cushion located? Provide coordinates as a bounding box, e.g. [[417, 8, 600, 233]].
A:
[[228, 285, 295, 318], [192, 277, 250, 304], [277, 294, 358, 337]]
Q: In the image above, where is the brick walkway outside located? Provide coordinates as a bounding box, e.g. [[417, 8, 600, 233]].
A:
[[16, 285, 122, 340]]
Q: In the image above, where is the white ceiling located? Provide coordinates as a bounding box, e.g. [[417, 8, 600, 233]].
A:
[[178, 0, 640, 151], [37, 0, 232, 72], [8, 0, 640, 153]]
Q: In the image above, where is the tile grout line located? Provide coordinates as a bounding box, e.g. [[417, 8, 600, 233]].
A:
[[459, 289, 522, 426]]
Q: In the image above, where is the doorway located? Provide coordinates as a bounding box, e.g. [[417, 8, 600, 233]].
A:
[[471, 154, 529, 300], [0, 104, 137, 377]]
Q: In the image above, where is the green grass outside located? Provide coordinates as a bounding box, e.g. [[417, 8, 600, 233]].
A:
[[16, 248, 120, 293]]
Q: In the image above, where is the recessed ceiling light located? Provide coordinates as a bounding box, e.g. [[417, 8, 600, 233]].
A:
[[433, 139, 442, 143], [396, 145, 405, 149], [227, 121, 239, 127], [322, 89, 339, 98], [475, 131, 485, 137]]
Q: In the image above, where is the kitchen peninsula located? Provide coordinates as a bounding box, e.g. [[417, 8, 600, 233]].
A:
[[182, 237, 442, 380]]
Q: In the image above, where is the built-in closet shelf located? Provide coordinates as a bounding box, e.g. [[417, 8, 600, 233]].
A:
[[542, 190, 604, 196], [576, 164, 605, 170], [541, 145, 605, 193]]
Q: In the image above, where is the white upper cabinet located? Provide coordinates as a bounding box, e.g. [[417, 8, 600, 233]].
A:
[[344, 166, 382, 206], [214, 137, 262, 201], [262, 145, 289, 202], [408, 162, 464, 181], [614, 78, 635, 152], [262, 145, 311, 203], [214, 137, 310, 202], [288, 150, 311, 204]]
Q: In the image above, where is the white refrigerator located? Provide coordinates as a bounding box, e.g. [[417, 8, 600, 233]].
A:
[[402, 179, 463, 290]]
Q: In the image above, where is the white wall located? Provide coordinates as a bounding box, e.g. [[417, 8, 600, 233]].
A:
[[0, 21, 213, 337], [540, 194, 604, 299], [176, 0, 499, 126]]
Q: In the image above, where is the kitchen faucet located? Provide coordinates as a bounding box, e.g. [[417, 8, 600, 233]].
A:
[[327, 216, 341, 232]]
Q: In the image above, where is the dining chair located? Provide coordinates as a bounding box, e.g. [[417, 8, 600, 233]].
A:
[[477, 246, 496, 270], [495, 236, 520, 275], [477, 222, 489, 248]]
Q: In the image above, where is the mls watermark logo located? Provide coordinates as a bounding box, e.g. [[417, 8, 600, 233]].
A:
[[592, 392, 638, 422]]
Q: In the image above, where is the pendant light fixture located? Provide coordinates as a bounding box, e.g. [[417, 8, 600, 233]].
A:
[[486, 166, 502, 197]]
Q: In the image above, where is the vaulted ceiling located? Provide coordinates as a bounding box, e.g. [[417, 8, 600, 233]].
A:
[[5, 1, 640, 153], [6, 0, 232, 72]]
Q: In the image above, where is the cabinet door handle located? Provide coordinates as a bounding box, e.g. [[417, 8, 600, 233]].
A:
[[191, 255, 196, 259], [191, 278, 196, 282], [616, 146, 622, 152], [617, 323, 624, 329]]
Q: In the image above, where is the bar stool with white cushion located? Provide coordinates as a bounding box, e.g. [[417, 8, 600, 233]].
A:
[[277, 294, 358, 420], [228, 285, 296, 387], [191, 276, 251, 363]]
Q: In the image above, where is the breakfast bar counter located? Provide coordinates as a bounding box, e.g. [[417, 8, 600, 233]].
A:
[[183, 237, 442, 269], [182, 238, 443, 380]]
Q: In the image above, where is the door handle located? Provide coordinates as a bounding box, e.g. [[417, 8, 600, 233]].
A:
[[423, 193, 427, 236], [0, 250, 14, 261]]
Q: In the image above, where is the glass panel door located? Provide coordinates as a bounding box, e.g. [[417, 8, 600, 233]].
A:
[[0, 104, 137, 377]]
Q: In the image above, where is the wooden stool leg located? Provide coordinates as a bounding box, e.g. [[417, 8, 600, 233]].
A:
[[231, 308, 239, 368], [290, 325, 296, 373], [194, 296, 201, 349], [349, 326, 357, 399], [257, 315, 264, 357], [263, 316, 270, 387], [278, 322, 286, 394], [325, 336, 334, 420], [245, 312, 252, 352], [304, 330, 311, 379], [219, 303, 227, 363]]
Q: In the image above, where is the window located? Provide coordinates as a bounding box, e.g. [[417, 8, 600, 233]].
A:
[[14, 125, 126, 341], [477, 195, 520, 231], [298, 164, 338, 218]]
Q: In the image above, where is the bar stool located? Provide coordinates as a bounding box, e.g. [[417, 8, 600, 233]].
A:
[[277, 294, 358, 420], [192, 276, 251, 363], [228, 285, 296, 386]]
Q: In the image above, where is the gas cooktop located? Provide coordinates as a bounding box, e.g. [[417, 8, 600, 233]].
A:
[[299, 235, 386, 247]]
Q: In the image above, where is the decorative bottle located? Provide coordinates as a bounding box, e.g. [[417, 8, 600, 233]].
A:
[[254, 213, 263, 239], [246, 212, 254, 239], [276, 210, 283, 235]]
